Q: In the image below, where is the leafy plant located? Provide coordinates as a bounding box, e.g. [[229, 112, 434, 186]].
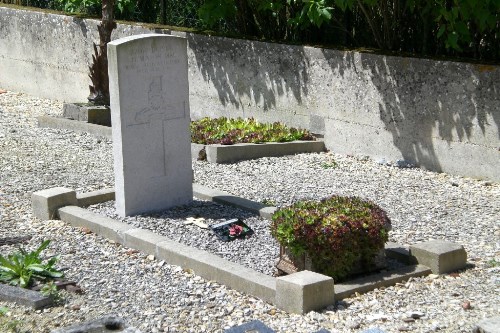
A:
[[487, 258, 499, 268], [270, 195, 391, 281], [261, 198, 276, 206], [1, 319, 23, 333], [0, 307, 8, 316], [52, 0, 135, 17], [191, 117, 315, 145], [40, 281, 64, 304], [0, 240, 64, 288], [321, 160, 337, 169]]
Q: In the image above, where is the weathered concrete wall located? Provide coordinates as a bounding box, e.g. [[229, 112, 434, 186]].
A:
[[1, 6, 499, 181]]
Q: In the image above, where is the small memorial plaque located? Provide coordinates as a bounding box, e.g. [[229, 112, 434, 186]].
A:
[[224, 320, 275, 333], [211, 219, 254, 242]]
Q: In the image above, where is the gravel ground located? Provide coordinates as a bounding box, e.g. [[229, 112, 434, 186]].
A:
[[0, 91, 499, 333]]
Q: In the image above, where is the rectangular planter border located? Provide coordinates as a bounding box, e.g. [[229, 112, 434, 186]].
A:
[[38, 116, 325, 163], [30, 185, 439, 314]]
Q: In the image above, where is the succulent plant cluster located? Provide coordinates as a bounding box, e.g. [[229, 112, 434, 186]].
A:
[[191, 117, 315, 145], [270, 196, 391, 281]]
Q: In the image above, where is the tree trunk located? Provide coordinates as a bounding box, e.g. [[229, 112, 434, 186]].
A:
[[88, 0, 116, 106]]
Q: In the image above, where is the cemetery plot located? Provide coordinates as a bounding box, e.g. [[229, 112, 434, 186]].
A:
[[31, 186, 469, 313]]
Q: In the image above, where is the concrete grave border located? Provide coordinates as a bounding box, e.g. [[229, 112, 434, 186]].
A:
[[31, 186, 467, 314], [37, 115, 325, 164]]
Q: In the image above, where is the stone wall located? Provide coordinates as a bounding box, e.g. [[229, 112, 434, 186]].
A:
[[1, 5, 499, 181]]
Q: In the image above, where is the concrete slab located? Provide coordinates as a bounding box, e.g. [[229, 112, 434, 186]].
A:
[[409, 240, 467, 274], [334, 264, 431, 300], [276, 270, 335, 314], [32, 187, 77, 220], [472, 317, 500, 333], [58, 206, 136, 243], [0, 283, 53, 309], [38, 116, 112, 139], [76, 188, 115, 207]]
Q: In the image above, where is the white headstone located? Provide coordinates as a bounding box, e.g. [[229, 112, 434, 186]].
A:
[[108, 34, 193, 217]]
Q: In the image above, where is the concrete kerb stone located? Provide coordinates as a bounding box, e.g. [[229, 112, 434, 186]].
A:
[[205, 141, 326, 164], [0, 283, 53, 309], [193, 183, 276, 219], [32, 187, 78, 221], [58, 206, 136, 244], [155, 238, 276, 304], [385, 242, 411, 264], [76, 188, 115, 207], [123, 228, 168, 256], [409, 240, 467, 274], [276, 270, 335, 314]]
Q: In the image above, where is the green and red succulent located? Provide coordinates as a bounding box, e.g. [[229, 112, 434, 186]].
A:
[[191, 117, 315, 145], [270, 196, 391, 281]]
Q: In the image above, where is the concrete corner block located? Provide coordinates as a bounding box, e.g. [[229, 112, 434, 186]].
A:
[[191, 143, 206, 161], [259, 206, 277, 220], [32, 187, 77, 220], [409, 240, 467, 274], [276, 270, 334, 314]]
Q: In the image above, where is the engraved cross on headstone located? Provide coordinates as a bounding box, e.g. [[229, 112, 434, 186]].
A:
[[127, 75, 186, 178]]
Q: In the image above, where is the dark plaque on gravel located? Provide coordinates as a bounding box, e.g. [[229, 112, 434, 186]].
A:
[[0, 236, 31, 246], [224, 320, 275, 333], [211, 219, 254, 242]]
